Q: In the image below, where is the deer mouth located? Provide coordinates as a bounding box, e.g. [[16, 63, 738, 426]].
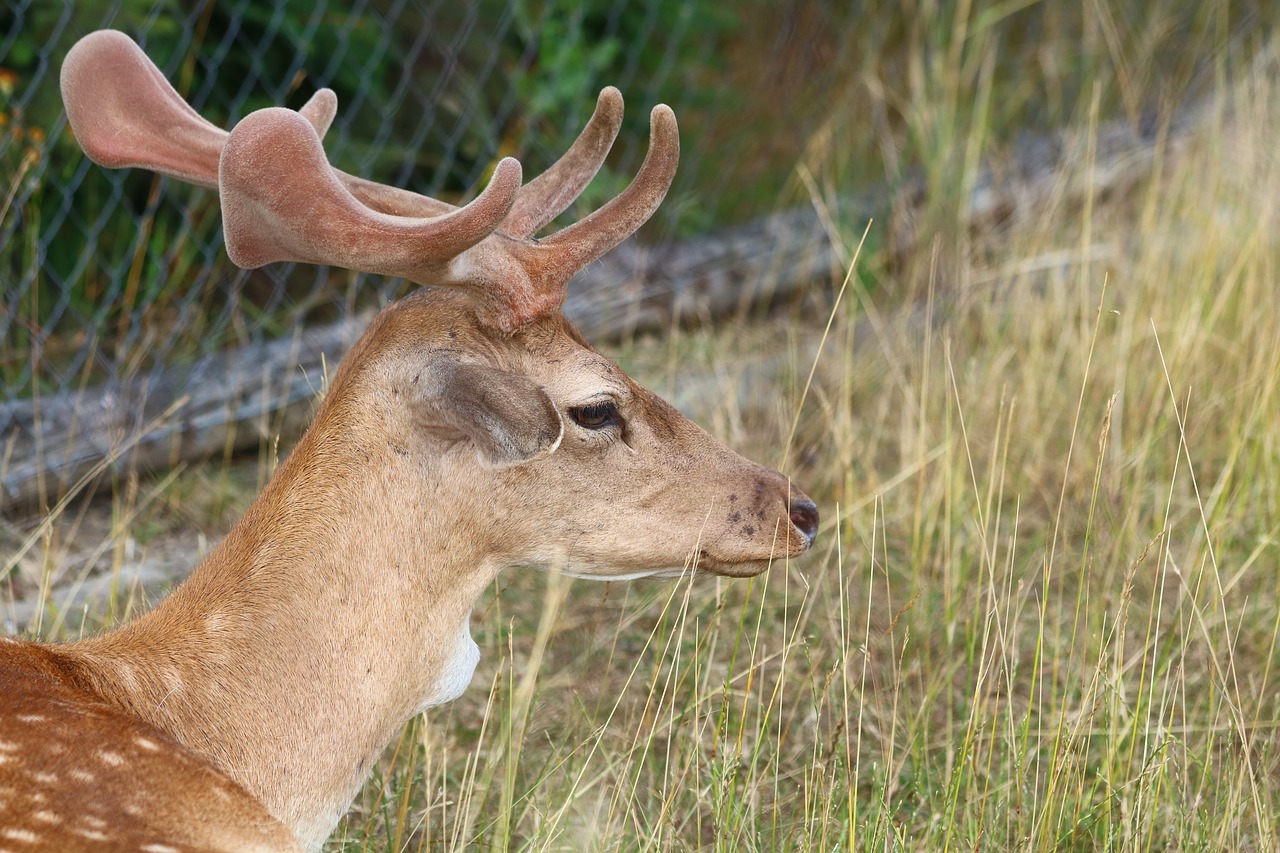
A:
[[698, 517, 817, 577], [696, 555, 774, 578], [706, 484, 819, 570]]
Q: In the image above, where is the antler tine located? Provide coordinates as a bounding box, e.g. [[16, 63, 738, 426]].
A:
[[297, 88, 339, 138], [410, 103, 677, 332], [525, 104, 679, 276], [502, 87, 625, 239], [220, 107, 521, 288], [62, 30, 339, 188]]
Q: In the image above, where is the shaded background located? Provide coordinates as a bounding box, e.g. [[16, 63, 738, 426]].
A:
[[5, 1, 1269, 430]]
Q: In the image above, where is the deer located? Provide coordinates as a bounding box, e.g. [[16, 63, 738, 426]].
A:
[[0, 30, 820, 851]]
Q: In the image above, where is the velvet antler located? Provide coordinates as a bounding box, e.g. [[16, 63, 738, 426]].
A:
[[61, 30, 677, 331]]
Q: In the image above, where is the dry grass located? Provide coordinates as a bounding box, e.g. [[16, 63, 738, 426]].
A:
[[326, 53, 1280, 851]]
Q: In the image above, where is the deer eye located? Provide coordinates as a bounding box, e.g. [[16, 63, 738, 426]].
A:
[[569, 401, 621, 430]]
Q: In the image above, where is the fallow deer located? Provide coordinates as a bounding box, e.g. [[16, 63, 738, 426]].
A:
[[0, 30, 819, 851]]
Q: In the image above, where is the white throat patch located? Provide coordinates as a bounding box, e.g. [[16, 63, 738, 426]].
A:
[[417, 620, 480, 712]]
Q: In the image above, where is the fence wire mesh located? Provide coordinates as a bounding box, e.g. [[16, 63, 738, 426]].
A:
[[2, 0, 857, 509]]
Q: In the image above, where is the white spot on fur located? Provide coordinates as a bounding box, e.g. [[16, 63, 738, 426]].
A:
[[31, 772, 57, 785], [159, 667, 184, 694], [0, 741, 17, 751], [69, 768, 96, 783], [74, 828, 109, 841], [98, 750, 124, 766], [30, 811, 57, 825], [141, 845, 179, 853], [14, 714, 45, 724], [134, 737, 160, 751], [204, 612, 226, 634], [114, 663, 138, 692], [1, 828, 37, 843]]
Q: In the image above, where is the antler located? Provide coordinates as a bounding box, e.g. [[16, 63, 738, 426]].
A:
[[219, 103, 676, 329], [61, 29, 673, 331]]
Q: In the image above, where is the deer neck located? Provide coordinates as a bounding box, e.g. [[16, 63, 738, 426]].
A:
[[65, 415, 496, 849]]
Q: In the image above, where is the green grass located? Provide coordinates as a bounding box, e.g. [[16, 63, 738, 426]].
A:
[[6, 5, 1280, 851]]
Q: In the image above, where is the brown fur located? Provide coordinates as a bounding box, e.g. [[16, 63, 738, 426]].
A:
[[0, 641, 300, 851]]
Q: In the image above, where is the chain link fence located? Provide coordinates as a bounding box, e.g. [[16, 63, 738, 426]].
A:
[[7, 1, 1251, 512], [2, 0, 858, 509]]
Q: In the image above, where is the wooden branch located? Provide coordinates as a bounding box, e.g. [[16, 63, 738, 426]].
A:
[[1, 323, 360, 513]]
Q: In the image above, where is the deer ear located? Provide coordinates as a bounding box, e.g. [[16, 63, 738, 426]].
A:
[[412, 360, 563, 469]]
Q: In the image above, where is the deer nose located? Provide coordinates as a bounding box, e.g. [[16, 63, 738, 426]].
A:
[[788, 497, 820, 549]]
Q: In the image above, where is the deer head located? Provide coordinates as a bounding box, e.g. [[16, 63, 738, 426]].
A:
[[61, 30, 820, 577], [19, 29, 821, 849]]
